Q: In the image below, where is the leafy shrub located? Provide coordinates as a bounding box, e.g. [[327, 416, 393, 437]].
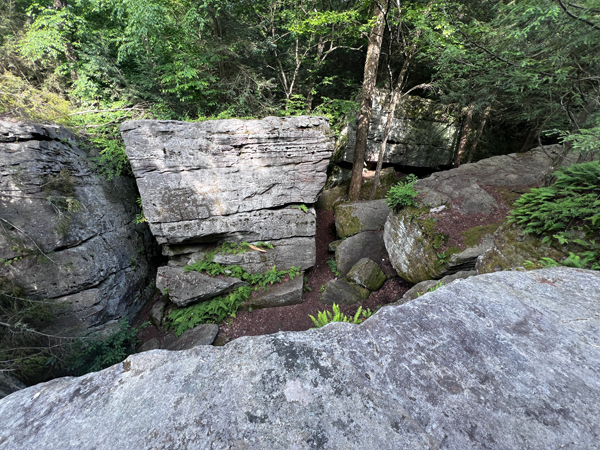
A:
[[309, 304, 374, 328], [59, 320, 143, 375], [386, 174, 419, 210], [510, 161, 600, 269]]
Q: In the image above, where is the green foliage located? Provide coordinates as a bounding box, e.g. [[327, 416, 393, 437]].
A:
[[166, 286, 253, 336], [386, 174, 419, 211], [309, 304, 374, 328], [510, 162, 600, 269], [303, 275, 312, 292], [59, 320, 143, 376], [291, 204, 309, 213], [417, 281, 444, 297], [135, 198, 147, 224], [170, 250, 302, 334], [326, 258, 340, 277]]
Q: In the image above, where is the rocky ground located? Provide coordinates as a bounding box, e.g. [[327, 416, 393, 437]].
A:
[[134, 209, 412, 346]]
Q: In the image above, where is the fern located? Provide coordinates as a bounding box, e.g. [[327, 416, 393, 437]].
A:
[[510, 161, 600, 269], [386, 174, 419, 210], [309, 304, 374, 328], [325, 259, 340, 277]]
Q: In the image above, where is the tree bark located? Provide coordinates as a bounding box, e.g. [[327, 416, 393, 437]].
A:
[[454, 104, 474, 167], [348, 0, 388, 202], [466, 104, 491, 164]]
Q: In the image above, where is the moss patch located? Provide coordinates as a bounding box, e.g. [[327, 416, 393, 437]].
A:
[[461, 223, 501, 247], [333, 204, 362, 238]]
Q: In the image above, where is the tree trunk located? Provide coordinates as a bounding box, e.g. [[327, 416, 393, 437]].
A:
[[454, 104, 474, 167], [348, 0, 388, 202], [466, 104, 491, 164]]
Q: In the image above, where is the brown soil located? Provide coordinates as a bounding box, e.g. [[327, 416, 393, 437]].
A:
[[134, 209, 412, 346]]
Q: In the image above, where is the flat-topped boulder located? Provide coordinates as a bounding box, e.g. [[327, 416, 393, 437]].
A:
[[1, 268, 598, 449], [121, 116, 333, 244]]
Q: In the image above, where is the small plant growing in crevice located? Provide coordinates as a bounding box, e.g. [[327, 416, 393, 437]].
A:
[[386, 174, 419, 210], [326, 258, 339, 277], [291, 204, 309, 213], [309, 304, 374, 328], [417, 281, 444, 297]]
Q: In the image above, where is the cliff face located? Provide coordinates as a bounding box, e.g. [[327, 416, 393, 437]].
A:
[[1, 267, 598, 449], [0, 121, 158, 334]]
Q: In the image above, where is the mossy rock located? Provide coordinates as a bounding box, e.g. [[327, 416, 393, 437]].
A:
[[333, 199, 390, 239], [477, 221, 568, 273], [345, 258, 386, 291], [319, 279, 370, 305]]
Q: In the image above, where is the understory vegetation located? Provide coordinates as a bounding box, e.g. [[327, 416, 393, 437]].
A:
[[511, 161, 600, 270], [165, 245, 301, 336], [309, 303, 374, 328]]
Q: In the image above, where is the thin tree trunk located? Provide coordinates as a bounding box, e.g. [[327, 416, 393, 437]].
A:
[[466, 104, 491, 164], [519, 128, 538, 153], [454, 104, 474, 167], [348, 0, 388, 202]]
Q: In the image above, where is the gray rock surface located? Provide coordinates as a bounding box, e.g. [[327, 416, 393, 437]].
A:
[[334, 199, 390, 238], [319, 279, 370, 305], [161, 324, 219, 350], [396, 270, 478, 304], [384, 148, 559, 283], [149, 297, 168, 328], [334, 91, 457, 168], [0, 121, 157, 334], [2, 268, 598, 449], [121, 117, 332, 242], [151, 206, 317, 246], [345, 258, 386, 291], [171, 237, 315, 274], [335, 231, 388, 277], [156, 266, 246, 307], [239, 276, 304, 311]]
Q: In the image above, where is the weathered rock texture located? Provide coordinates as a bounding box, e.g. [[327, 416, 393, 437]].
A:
[[0, 121, 157, 334], [1, 268, 599, 449], [121, 117, 332, 245], [334, 199, 390, 238], [384, 148, 558, 283], [239, 276, 304, 311], [335, 231, 388, 277], [319, 279, 371, 305], [334, 91, 458, 168], [122, 117, 332, 299], [345, 258, 386, 291]]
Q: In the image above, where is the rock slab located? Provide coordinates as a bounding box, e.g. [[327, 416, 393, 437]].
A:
[[319, 279, 370, 305], [345, 258, 386, 291], [334, 199, 390, 238], [0, 121, 157, 334], [239, 276, 304, 311], [1, 268, 598, 449], [335, 231, 388, 277], [121, 117, 333, 245]]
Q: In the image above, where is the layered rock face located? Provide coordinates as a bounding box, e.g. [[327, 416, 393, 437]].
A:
[[333, 90, 458, 168], [0, 121, 157, 334], [121, 116, 333, 278], [384, 148, 559, 283], [1, 268, 598, 449]]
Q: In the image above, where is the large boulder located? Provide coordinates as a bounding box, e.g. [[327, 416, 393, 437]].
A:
[[0, 121, 157, 334], [384, 148, 559, 283], [334, 199, 390, 239], [333, 90, 458, 168], [122, 117, 333, 295], [121, 116, 332, 246], [335, 231, 388, 277], [1, 268, 599, 449]]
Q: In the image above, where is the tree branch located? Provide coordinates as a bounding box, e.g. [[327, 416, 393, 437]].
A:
[[557, 0, 600, 31]]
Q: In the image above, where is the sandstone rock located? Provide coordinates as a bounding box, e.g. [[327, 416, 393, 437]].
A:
[[150, 206, 317, 246], [395, 270, 477, 304], [384, 148, 559, 284], [138, 338, 160, 353], [345, 258, 386, 291], [328, 240, 342, 253], [1, 268, 598, 449], [149, 297, 168, 328], [178, 237, 315, 274], [121, 117, 332, 239], [0, 121, 157, 334], [156, 266, 245, 307], [334, 91, 458, 168], [335, 231, 388, 277], [314, 184, 347, 210], [334, 199, 390, 238], [161, 324, 219, 350], [239, 276, 303, 311], [319, 279, 370, 305]]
